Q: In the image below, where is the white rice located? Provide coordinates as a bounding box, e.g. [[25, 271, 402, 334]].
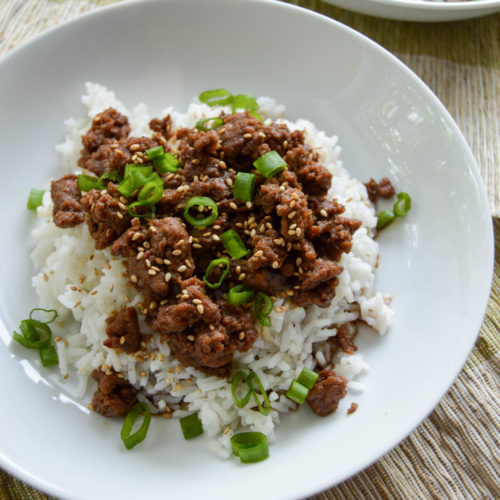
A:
[[31, 83, 393, 457]]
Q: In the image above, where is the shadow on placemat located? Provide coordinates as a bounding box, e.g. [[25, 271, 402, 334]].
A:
[[284, 0, 500, 67]]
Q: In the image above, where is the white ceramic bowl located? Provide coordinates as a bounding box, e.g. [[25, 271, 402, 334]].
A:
[[325, 0, 500, 21], [0, 1, 493, 499]]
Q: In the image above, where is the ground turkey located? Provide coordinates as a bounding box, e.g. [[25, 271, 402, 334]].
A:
[[91, 369, 137, 417], [306, 369, 348, 416]]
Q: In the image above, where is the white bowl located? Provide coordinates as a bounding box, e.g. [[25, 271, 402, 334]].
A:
[[0, 0, 493, 499], [325, 0, 500, 21]]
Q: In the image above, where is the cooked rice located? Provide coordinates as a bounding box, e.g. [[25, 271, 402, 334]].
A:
[[31, 83, 393, 457]]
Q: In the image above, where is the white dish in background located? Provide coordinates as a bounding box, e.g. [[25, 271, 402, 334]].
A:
[[325, 0, 500, 21], [0, 0, 493, 499]]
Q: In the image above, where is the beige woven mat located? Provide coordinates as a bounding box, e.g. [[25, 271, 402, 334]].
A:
[[0, 1, 498, 499]]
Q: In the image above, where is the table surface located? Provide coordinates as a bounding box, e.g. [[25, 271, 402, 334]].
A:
[[0, 1, 499, 499]]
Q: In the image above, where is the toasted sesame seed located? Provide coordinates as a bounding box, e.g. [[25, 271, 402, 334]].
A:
[[272, 261, 279, 269], [120, 336, 126, 345], [164, 272, 172, 283], [254, 250, 264, 257], [136, 251, 144, 260], [209, 324, 215, 330], [273, 238, 282, 245], [212, 234, 220, 241], [130, 274, 138, 283], [246, 201, 252, 209], [258, 132, 266, 138], [91, 290, 98, 296], [196, 304, 204, 314], [213, 225, 221, 230], [155, 257, 164, 265], [290, 223, 297, 229], [143, 241, 150, 249], [193, 243, 202, 249], [192, 298, 202, 304], [296, 257, 302, 265], [187, 335, 195, 341], [236, 265, 242, 273], [238, 331, 245, 340], [238, 273, 246, 281], [172, 249, 182, 256], [118, 202, 127, 211], [74, 300, 81, 308], [54, 336, 62, 342], [150, 301, 157, 310], [192, 159, 200, 165], [145, 259, 151, 267], [164, 259, 171, 265], [226, 178, 233, 186], [174, 383, 184, 391], [132, 232, 141, 241], [296, 228, 302, 236], [148, 269, 157, 276], [320, 209, 328, 217], [177, 265, 187, 272], [279, 185, 286, 191], [288, 212, 296, 219], [229, 202, 238, 210], [151, 266, 160, 272]]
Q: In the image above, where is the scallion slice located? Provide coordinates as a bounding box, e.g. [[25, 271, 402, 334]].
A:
[[13, 320, 52, 349], [39, 345, 59, 367], [118, 165, 152, 198], [233, 172, 256, 202], [231, 432, 269, 464], [249, 371, 271, 416], [286, 379, 309, 405], [220, 229, 249, 259], [29, 308, 57, 324], [227, 285, 255, 305], [199, 88, 233, 107], [154, 152, 182, 173], [376, 208, 395, 230], [231, 371, 253, 408], [297, 368, 319, 390], [77, 175, 100, 192], [127, 201, 156, 218], [253, 151, 287, 179], [137, 179, 164, 206], [203, 257, 230, 290], [180, 413, 204, 440], [27, 188, 45, 210], [146, 146, 164, 160], [393, 192, 412, 217], [253, 292, 273, 327], [195, 117, 224, 132], [121, 402, 151, 450], [183, 196, 218, 227]]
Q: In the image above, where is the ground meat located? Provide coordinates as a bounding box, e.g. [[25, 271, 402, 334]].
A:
[[364, 177, 396, 203], [103, 307, 141, 353], [347, 402, 358, 415], [336, 322, 358, 354], [50, 174, 85, 228], [91, 368, 137, 417], [306, 369, 348, 416], [80, 185, 131, 249]]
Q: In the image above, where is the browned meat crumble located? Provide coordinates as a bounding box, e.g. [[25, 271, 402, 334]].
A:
[[50, 106, 376, 417]]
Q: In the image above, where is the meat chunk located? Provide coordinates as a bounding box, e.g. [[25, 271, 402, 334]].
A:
[[364, 177, 396, 203], [311, 216, 361, 262], [91, 369, 137, 417], [306, 369, 347, 416], [103, 307, 141, 353], [50, 174, 85, 228], [336, 322, 358, 354], [80, 187, 131, 249]]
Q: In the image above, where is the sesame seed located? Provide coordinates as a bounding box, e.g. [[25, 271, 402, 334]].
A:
[[193, 243, 202, 249], [254, 250, 264, 257], [280, 185, 286, 191], [258, 132, 266, 138], [143, 242, 150, 249], [209, 324, 215, 330], [236, 265, 242, 274], [226, 178, 233, 186], [288, 211, 296, 219], [192, 298, 202, 304], [151, 266, 160, 272], [164, 259, 171, 265], [91, 290, 98, 296], [177, 239, 184, 246], [273, 239, 282, 245], [118, 202, 127, 210], [246, 201, 252, 209], [192, 159, 200, 165], [213, 225, 221, 230], [296, 257, 302, 265], [145, 259, 151, 267], [272, 261, 279, 269], [148, 269, 157, 276], [150, 301, 157, 310], [320, 209, 328, 217], [130, 274, 138, 283], [238, 331, 245, 340], [177, 265, 187, 272], [74, 300, 81, 308], [196, 304, 205, 314], [296, 228, 302, 236], [243, 133, 252, 139], [238, 273, 246, 281], [155, 257, 164, 265], [129, 144, 141, 151], [54, 336, 62, 342], [120, 336, 126, 345], [132, 232, 141, 241], [212, 234, 220, 241], [136, 251, 144, 260], [229, 202, 238, 210], [290, 223, 297, 229], [172, 249, 182, 256], [187, 335, 195, 341]]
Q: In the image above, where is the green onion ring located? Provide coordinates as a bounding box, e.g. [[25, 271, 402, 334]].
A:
[[121, 402, 151, 450], [253, 292, 273, 327], [203, 257, 230, 290], [138, 180, 164, 206], [195, 117, 224, 132], [146, 145, 165, 160], [249, 371, 271, 416], [127, 201, 156, 218], [253, 151, 287, 179], [183, 196, 218, 227], [220, 229, 249, 259], [39, 345, 59, 367], [27, 188, 45, 210], [376, 208, 395, 230], [393, 192, 412, 217], [233, 172, 256, 202], [179, 413, 204, 440], [13, 320, 52, 349], [29, 308, 57, 324], [227, 285, 255, 306], [296, 367, 319, 390], [231, 432, 269, 463], [231, 371, 253, 408], [153, 152, 182, 173], [286, 379, 309, 405], [199, 88, 234, 107]]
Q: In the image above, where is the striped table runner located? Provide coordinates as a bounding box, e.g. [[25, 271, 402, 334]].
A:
[[1, 1, 498, 499]]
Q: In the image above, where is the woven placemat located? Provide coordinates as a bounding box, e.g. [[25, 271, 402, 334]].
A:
[[0, 1, 498, 499]]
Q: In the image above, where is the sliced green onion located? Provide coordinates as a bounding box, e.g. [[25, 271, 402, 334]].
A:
[[124, 164, 153, 179], [203, 257, 230, 289], [180, 413, 204, 440], [153, 152, 182, 173], [233, 172, 256, 202], [13, 320, 52, 349], [29, 308, 57, 324], [220, 229, 249, 259], [195, 117, 224, 132], [99, 171, 121, 183], [199, 88, 234, 107], [248, 371, 271, 416], [227, 285, 255, 305], [117, 165, 153, 198], [253, 151, 287, 179], [286, 379, 309, 405], [127, 201, 156, 218], [393, 192, 412, 217], [138, 180, 164, 206], [231, 371, 253, 408], [297, 368, 319, 390], [27, 188, 45, 210], [121, 402, 151, 450], [39, 345, 59, 367], [253, 292, 273, 327], [183, 196, 218, 227], [376, 208, 395, 230], [146, 146, 165, 160], [77, 174, 100, 192], [231, 432, 269, 464]]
